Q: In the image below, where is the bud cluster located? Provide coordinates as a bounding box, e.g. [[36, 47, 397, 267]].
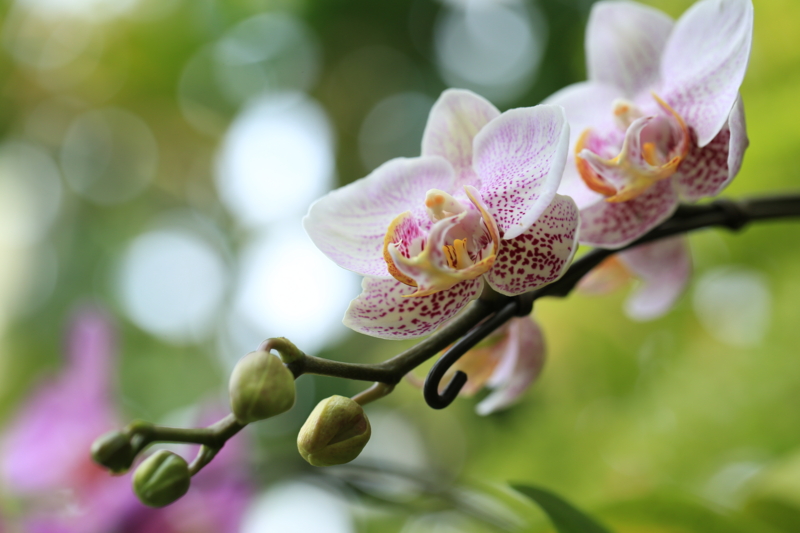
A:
[[91, 338, 377, 509]]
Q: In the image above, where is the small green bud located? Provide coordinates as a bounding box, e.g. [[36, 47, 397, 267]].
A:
[[91, 430, 136, 474], [229, 350, 296, 424], [133, 450, 191, 508], [297, 395, 371, 467]]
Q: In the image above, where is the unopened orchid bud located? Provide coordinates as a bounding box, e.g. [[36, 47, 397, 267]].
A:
[[229, 350, 296, 424], [91, 430, 136, 474], [133, 450, 191, 508], [297, 395, 371, 467]]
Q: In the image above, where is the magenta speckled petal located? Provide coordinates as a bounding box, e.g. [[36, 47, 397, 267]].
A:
[[586, 1, 674, 97], [473, 105, 569, 240], [304, 156, 454, 279], [579, 179, 678, 249], [619, 236, 691, 321], [476, 317, 545, 415], [661, 0, 753, 146], [422, 89, 500, 189], [485, 194, 579, 296], [544, 81, 620, 209], [674, 94, 748, 201], [343, 277, 482, 339]]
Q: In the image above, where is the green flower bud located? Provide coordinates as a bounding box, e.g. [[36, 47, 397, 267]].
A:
[[297, 395, 371, 467], [229, 350, 296, 424], [133, 450, 191, 508], [91, 430, 136, 474]]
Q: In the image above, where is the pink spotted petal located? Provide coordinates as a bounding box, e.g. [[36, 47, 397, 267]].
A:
[[579, 179, 678, 249], [673, 94, 748, 201], [586, 1, 674, 97], [422, 89, 500, 189], [661, 0, 753, 146], [343, 277, 482, 339], [619, 236, 691, 321], [476, 316, 545, 415], [304, 157, 454, 279], [543, 81, 620, 209], [485, 194, 579, 296], [473, 105, 570, 240]]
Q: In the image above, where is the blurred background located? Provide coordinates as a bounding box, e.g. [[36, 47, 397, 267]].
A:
[[0, 0, 799, 531]]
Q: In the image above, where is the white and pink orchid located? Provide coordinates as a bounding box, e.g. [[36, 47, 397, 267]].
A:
[[305, 90, 580, 339], [546, 0, 753, 249]]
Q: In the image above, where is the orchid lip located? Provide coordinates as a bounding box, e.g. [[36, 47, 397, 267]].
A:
[[382, 186, 500, 298], [575, 93, 691, 203]]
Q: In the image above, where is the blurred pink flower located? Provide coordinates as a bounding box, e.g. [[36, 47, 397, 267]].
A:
[[578, 236, 692, 321], [411, 316, 546, 415], [0, 305, 253, 533]]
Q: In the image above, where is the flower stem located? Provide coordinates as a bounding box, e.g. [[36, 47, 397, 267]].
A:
[[95, 193, 800, 477]]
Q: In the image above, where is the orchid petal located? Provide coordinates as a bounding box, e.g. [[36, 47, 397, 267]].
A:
[[661, 0, 753, 146], [422, 89, 500, 189], [674, 94, 748, 201], [304, 157, 454, 278], [476, 317, 545, 415], [474, 105, 570, 240], [343, 277, 482, 339], [586, 1, 674, 97], [544, 81, 620, 209], [486, 194, 579, 296], [579, 179, 678, 248], [619, 236, 691, 320]]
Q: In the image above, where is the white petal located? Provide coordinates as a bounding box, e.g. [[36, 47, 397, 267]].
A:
[[473, 105, 570, 240], [343, 277, 481, 340], [673, 94, 748, 201], [485, 194, 579, 296], [304, 157, 454, 278], [661, 0, 753, 146], [586, 1, 674, 97], [579, 179, 678, 249], [422, 89, 500, 189]]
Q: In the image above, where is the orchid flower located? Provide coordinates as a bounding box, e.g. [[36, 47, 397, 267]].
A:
[[305, 89, 579, 339], [578, 235, 692, 321], [546, 0, 752, 249], [0, 306, 253, 533], [446, 316, 546, 415]]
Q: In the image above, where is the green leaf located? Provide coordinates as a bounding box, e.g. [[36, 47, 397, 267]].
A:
[[511, 484, 613, 533]]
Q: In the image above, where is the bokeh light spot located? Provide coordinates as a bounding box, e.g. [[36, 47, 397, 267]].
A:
[[116, 229, 227, 344], [693, 266, 772, 347], [0, 141, 62, 247], [215, 93, 334, 228], [232, 226, 357, 354], [241, 481, 353, 533], [434, 0, 546, 104]]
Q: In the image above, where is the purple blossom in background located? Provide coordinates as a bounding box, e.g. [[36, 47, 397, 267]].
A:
[[0, 305, 253, 533]]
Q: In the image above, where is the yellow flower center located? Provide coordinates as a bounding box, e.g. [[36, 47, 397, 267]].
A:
[[382, 186, 499, 298], [576, 93, 690, 203]]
